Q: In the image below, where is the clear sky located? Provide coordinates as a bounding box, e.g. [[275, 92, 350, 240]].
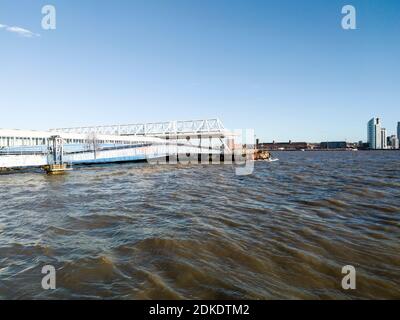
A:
[[1, 0, 399, 142]]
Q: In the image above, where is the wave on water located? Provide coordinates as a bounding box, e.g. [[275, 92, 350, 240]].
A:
[[0, 151, 399, 299]]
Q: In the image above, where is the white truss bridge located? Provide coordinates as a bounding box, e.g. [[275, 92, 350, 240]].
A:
[[50, 118, 232, 138], [0, 119, 249, 170]]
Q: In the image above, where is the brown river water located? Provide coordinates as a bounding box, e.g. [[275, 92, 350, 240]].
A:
[[0, 151, 399, 299]]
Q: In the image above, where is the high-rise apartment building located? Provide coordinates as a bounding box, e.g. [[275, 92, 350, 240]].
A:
[[367, 118, 382, 149], [389, 135, 399, 149], [381, 128, 387, 149]]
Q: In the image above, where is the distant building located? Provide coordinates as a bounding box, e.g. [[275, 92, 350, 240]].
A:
[[398, 122, 400, 142], [381, 128, 387, 149], [389, 135, 399, 149], [395, 138, 400, 150], [359, 142, 370, 150], [387, 136, 392, 147], [258, 141, 309, 151], [320, 141, 348, 149], [367, 118, 382, 149]]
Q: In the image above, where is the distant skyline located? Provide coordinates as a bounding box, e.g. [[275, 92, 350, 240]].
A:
[[365, 116, 399, 143], [1, 0, 400, 142]]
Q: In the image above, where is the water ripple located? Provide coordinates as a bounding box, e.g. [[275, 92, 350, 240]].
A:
[[0, 151, 399, 299]]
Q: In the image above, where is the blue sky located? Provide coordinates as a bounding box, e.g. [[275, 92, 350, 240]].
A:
[[0, 0, 399, 142]]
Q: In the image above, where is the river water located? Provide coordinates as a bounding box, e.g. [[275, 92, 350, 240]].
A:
[[0, 151, 399, 299]]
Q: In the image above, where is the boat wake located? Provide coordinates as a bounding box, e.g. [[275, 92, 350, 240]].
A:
[[256, 158, 279, 162]]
